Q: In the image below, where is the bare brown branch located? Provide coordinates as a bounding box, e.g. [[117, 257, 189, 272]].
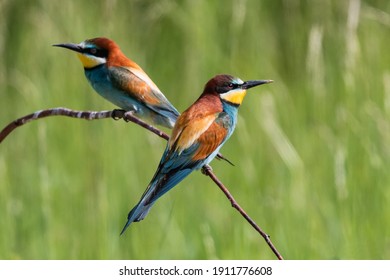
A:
[[202, 165, 284, 260], [0, 107, 113, 143]]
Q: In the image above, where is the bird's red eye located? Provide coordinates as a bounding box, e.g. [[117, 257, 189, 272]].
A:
[[84, 47, 108, 58], [229, 83, 239, 89]]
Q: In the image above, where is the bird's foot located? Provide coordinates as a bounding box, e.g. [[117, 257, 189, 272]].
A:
[[111, 109, 126, 120], [201, 165, 213, 175]]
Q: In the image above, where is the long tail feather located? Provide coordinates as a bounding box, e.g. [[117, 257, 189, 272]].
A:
[[120, 168, 192, 235], [120, 201, 154, 235]]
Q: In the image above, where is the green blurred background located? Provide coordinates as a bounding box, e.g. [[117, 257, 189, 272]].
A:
[[1, 0, 390, 259]]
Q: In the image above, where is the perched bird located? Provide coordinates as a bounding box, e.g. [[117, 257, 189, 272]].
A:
[[53, 37, 180, 128], [121, 74, 272, 234]]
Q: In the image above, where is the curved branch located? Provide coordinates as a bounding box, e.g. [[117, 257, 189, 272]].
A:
[[0, 107, 283, 259], [202, 165, 283, 260], [0, 107, 113, 143]]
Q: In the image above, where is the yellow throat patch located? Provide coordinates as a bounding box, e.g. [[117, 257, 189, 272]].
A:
[[77, 53, 104, 69], [221, 89, 247, 105]]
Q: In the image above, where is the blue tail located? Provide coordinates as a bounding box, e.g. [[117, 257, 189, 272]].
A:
[[120, 200, 155, 235], [120, 168, 193, 235]]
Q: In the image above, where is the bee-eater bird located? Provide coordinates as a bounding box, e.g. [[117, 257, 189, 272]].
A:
[[121, 74, 272, 234], [53, 37, 180, 128]]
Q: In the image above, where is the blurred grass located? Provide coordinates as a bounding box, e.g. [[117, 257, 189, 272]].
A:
[[1, 0, 390, 259]]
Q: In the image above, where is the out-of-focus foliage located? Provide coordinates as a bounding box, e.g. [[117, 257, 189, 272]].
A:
[[1, 0, 389, 259]]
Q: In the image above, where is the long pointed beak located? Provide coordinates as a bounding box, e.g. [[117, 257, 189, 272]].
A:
[[242, 79, 273, 90], [52, 43, 83, 53]]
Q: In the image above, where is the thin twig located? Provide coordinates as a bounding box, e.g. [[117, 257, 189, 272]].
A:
[[0, 107, 283, 259], [202, 165, 284, 260], [0, 107, 113, 143], [122, 111, 170, 140]]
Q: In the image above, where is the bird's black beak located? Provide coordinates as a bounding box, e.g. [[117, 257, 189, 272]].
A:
[[242, 80, 273, 90], [52, 43, 83, 53]]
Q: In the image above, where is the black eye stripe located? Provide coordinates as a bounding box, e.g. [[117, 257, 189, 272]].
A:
[[229, 83, 239, 89], [83, 47, 108, 58], [216, 82, 241, 93]]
